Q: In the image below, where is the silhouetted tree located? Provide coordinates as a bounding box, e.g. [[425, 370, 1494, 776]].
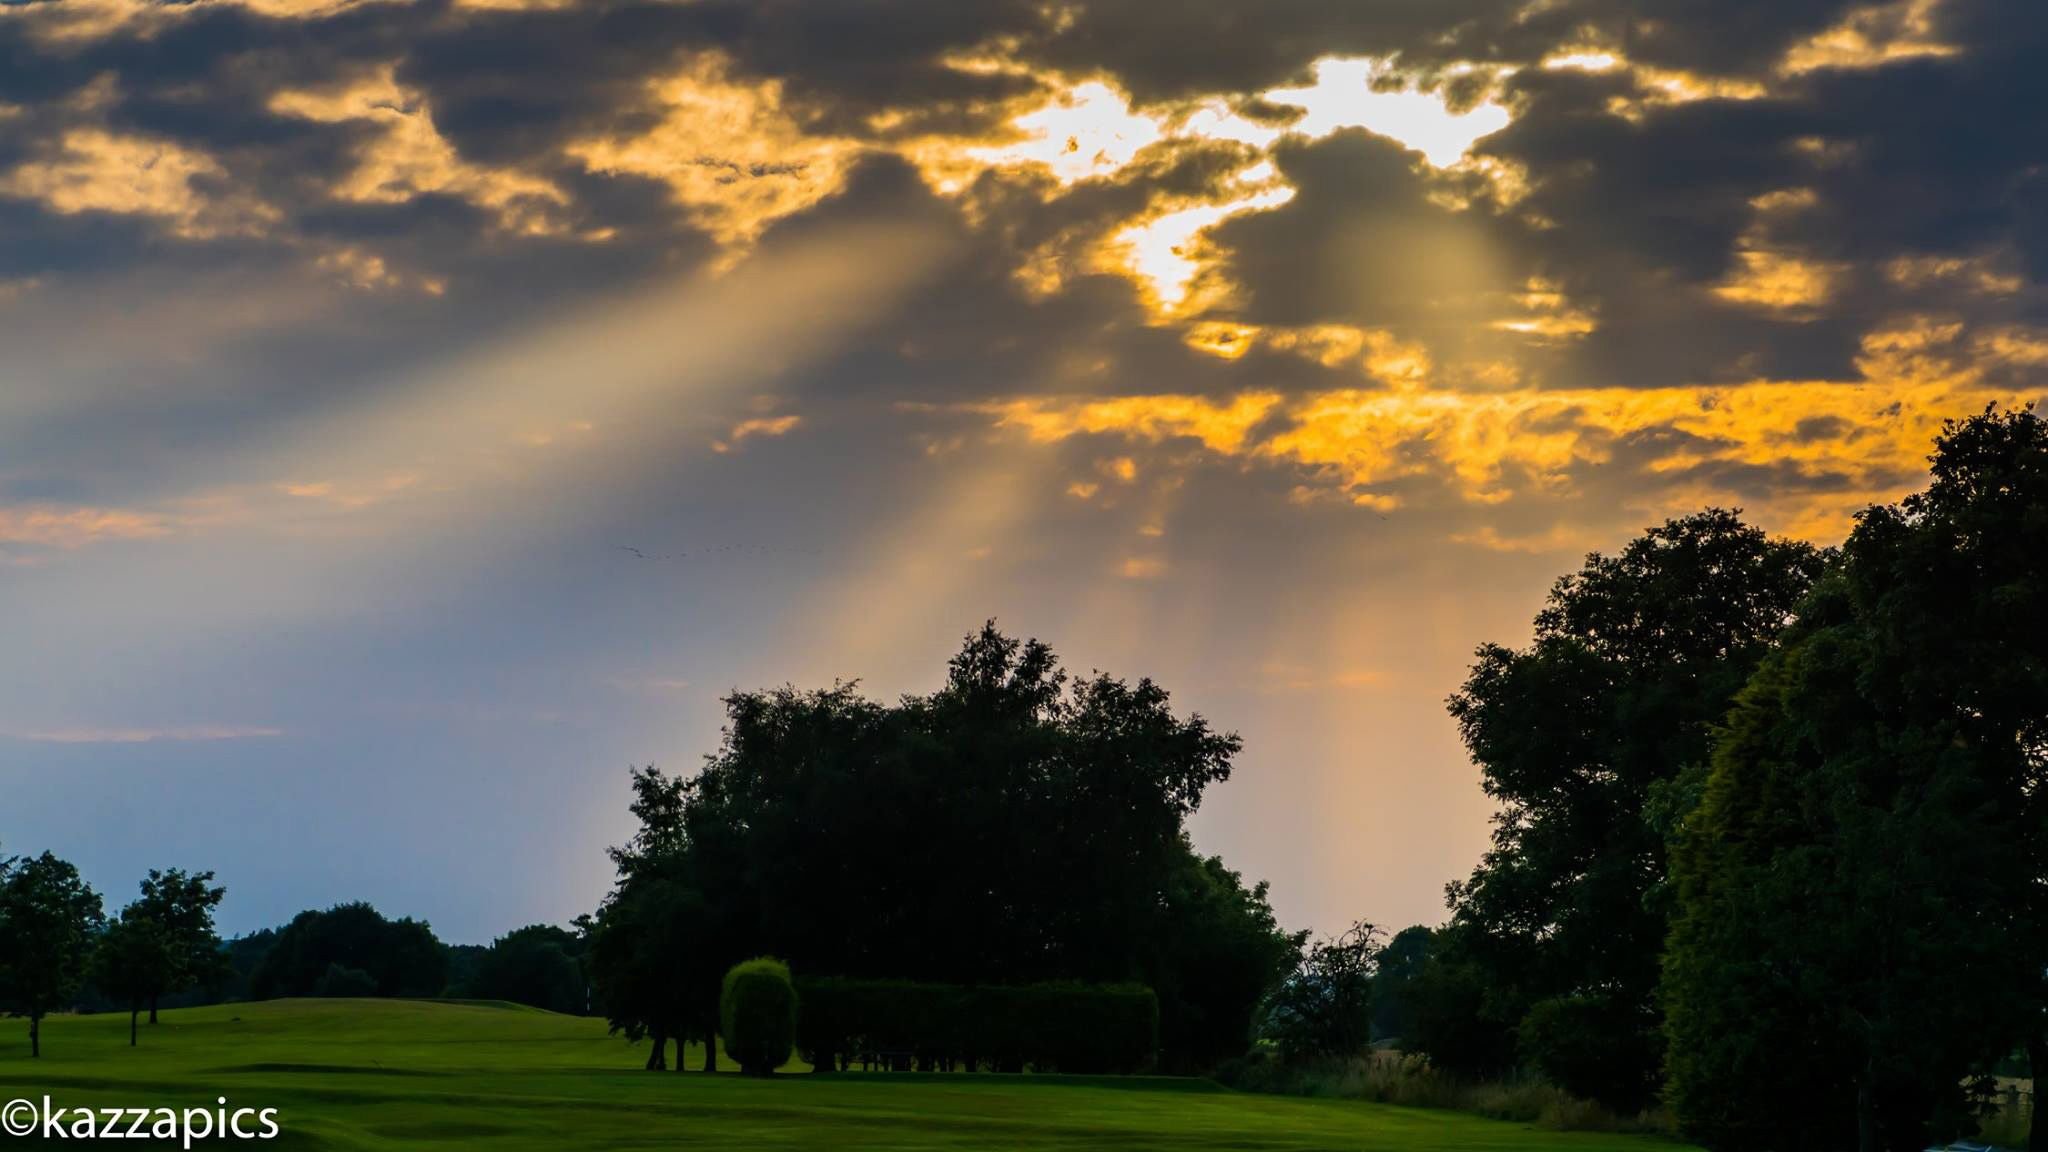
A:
[[93, 914, 175, 1046], [1261, 921, 1377, 1063], [588, 876, 721, 1071], [1146, 845, 1304, 1072], [1428, 511, 1826, 1108], [130, 868, 228, 1024], [0, 852, 104, 1057], [1369, 925, 1432, 1044], [471, 924, 587, 1014], [596, 623, 1295, 1071], [250, 902, 447, 1000], [1666, 409, 2048, 1152]]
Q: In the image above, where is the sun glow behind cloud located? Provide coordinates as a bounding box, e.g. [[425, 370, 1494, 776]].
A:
[[1264, 60, 1511, 168]]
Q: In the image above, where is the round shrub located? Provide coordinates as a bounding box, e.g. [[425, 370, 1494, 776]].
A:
[[721, 957, 798, 1076]]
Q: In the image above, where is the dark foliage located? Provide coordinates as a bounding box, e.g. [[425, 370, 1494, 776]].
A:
[[462, 924, 588, 1014], [126, 869, 229, 1024], [249, 902, 448, 1000], [588, 623, 1297, 1074], [1665, 408, 2048, 1152], [90, 914, 175, 1046], [0, 851, 104, 1057], [1425, 510, 1826, 1110], [796, 978, 1158, 1075], [1261, 921, 1377, 1063], [1369, 925, 1432, 1044]]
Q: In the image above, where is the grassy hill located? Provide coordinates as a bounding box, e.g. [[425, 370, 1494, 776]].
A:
[[0, 1000, 1689, 1149]]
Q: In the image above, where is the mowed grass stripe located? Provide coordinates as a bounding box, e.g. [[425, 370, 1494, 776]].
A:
[[0, 1000, 1690, 1151]]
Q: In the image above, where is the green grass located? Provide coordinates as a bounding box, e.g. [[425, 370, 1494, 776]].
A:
[[0, 1000, 1692, 1149]]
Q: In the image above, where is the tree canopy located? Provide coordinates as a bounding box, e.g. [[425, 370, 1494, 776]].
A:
[[1420, 510, 1826, 1110], [249, 902, 448, 1000], [0, 851, 104, 1057], [128, 869, 229, 1023], [589, 623, 1300, 1072], [1664, 408, 2048, 1151]]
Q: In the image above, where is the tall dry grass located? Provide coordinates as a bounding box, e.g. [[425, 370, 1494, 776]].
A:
[[1211, 1049, 1678, 1136]]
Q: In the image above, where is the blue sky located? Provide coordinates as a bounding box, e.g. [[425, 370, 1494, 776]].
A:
[[3, 0, 2045, 942]]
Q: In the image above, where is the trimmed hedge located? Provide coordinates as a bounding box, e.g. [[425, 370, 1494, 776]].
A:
[[797, 978, 1156, 1074], [721, 957, 798, 1076]]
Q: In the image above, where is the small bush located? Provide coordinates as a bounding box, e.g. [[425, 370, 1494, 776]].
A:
[[721, 958, 798, 1076], [1516, 994, 1663, 1115]]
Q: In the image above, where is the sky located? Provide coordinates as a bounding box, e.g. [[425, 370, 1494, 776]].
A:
[[2, 0, 2045, 944]]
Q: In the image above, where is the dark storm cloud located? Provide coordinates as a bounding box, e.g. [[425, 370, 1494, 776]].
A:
[[1564, 0, 1866, 75], [1209, 128, 1514, 338], [1032, 0, 1532, 100], [1, 0, 2045, 411]]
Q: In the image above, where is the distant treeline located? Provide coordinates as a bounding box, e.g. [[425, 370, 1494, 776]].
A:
[[228, 905, 591, 1014], [0, 863, 598, 1059]]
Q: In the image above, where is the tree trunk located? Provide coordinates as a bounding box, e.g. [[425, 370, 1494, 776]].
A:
[[2028, 1029, 2047, 1152], [703, 1034, 718, 1073], [149, 994, 159, 1025], [29, 1014, 40, 1058], [644, 1026, 667, 1071], [130, 1008, 139, 1047]]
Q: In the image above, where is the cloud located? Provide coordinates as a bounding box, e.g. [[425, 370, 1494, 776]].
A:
[[975, 392, 1281, 454], [6, 724, 284, 744], [1117, 555, 1166, 580], [569, 51, 860, 252], [1, 128, 277, 239], [270, 64, 573, 237], [0, 503, 175, 548], [711, 413, 803, 453]]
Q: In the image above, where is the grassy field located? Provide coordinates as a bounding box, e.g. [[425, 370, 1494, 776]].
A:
[[0, 1000, 1691, 1149]]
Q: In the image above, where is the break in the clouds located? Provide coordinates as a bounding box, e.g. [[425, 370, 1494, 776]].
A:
[[2, 0, 2044, 940]]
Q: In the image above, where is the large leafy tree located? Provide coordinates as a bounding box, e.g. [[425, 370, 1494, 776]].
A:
[[130, 868, 228, 1023], [595, 623, 1297, 1071], [1145, 845, 1304, 1071], [93, 913, 177, 1047], [1426, 510, 1826, 1110], [0, 851, 104, 1057], [588, 876, 720, 1070], [1369, 925, 1432, 1044], [1665, 408, 2048, 1152]]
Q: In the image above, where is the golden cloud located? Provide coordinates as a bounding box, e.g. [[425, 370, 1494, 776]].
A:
[[1118, 555, 1167, 580], [0, 504, 175, 548], [974, 392, 1281, 454], [1, 128, 276, 238], [272, 66, 570, 236], [1711, 188, 1849, 316], [1781, 0, 1958, 74], [961, 328, 2048, 543], [571, 53, 856, 253], [711, 413, 804, 453]]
